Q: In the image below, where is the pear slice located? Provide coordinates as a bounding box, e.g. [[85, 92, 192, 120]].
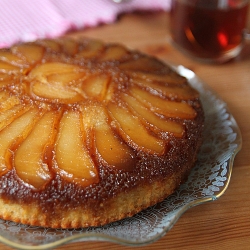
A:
[[77, 40, 104, 59], [119, 56, 166, 72], [0, 108, 40, 175], [0, 73, 12, 81], [83, 105, 136, 171], [0, 95, 20, 111], [37, 39, 61, 52], [129, 86, 197, 119], [0, 92, 10, 102], [61, 38, 78, 56], [132, 77, 199, 100], [0, 79, 12, 88], [0, 92, 19, 112], [129, 71, 186, 85], [0, 73, 13, 88], [0, 60, 21, 73], [31, 81, 83, 103], [95, 125, 136, 171], [99, 45, 128, 61], [0, 50, 25, 66], [29, 62, 85, 102], [11, 44, 44, 64], [107, 102, 165, 155], [81, 74, 110, 100], [122, 93, 184, 137], [29, 62, 81, 81], [14, 111, 58, 189], [55, 111, 98, 186], [0, 104, 26, 131], [47, 71, 86, 85]]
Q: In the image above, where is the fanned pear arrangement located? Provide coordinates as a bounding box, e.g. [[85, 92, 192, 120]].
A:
[[0, 37, 204, 228]]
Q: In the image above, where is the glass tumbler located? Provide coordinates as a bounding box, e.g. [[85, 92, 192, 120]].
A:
[[169, 0, 249, 63]]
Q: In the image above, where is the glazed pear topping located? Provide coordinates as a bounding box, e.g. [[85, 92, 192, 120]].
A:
[[129, 86, 197, 119], [60, 38, 78, 55], [0, 37, 199, 189], [15, 111, 57, 189], [121, 93, 184, 137], [0, 93, 20, 111], [0, 104, 24, 131], [0, 108, 40, 175], [0, 50, 25, 66], [0, 61, 21, 73], [82, 105, 136, 171], [108, 102, 165, 154], [54, 111, 99, 186], [11, 43, 45, 64], [132, 77, 199, 100], [81, 74, 111, 101], [99, 45, 128, 61], [29, 62, 86, 102], [76, 39, 104, 58]]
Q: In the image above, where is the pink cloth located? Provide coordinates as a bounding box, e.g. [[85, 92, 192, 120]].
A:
[[0, 0, 170, 48]]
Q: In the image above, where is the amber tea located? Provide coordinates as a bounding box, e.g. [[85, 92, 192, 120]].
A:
[[170, 0, 249, 62]]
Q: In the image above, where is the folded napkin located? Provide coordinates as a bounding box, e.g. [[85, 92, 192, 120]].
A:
[[0, 0, 171, 48]]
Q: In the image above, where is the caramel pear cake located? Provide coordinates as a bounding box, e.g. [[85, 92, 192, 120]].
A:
[[0, 37, 204, 228]]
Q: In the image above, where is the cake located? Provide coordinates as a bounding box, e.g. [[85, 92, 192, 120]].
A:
[[0, 37, 204, 228]]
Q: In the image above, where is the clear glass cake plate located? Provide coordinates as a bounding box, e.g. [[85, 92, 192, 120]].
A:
[[0, 65, 242, 250]]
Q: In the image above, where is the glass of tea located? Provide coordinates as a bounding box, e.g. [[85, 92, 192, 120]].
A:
[[169, 0, 249, 63]]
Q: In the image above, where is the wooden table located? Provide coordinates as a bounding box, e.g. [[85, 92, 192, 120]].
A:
[[1, 11, 250, 250]]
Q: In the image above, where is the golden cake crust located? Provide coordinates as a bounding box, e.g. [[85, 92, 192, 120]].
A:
[[0, 37, 204, 228]]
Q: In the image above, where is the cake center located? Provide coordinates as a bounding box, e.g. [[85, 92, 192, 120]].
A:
[[28, 62, 111, 104]]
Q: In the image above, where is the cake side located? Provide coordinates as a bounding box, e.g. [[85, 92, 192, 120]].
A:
[[0, 160, 196, 228]]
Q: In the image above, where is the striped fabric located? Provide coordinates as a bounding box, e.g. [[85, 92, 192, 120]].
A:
[[0, 0, 170, 48]]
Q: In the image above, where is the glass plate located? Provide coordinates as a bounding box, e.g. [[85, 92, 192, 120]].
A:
[[0, 65, 242, 250]]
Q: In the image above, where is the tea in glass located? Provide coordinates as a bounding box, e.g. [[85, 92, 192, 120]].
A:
[[170, 0, 249, 63]]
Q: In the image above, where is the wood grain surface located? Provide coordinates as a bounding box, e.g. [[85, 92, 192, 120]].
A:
[[0, 10, 250, 250]]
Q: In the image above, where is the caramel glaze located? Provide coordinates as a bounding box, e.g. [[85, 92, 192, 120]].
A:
[[0, 37, 204, 217]]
